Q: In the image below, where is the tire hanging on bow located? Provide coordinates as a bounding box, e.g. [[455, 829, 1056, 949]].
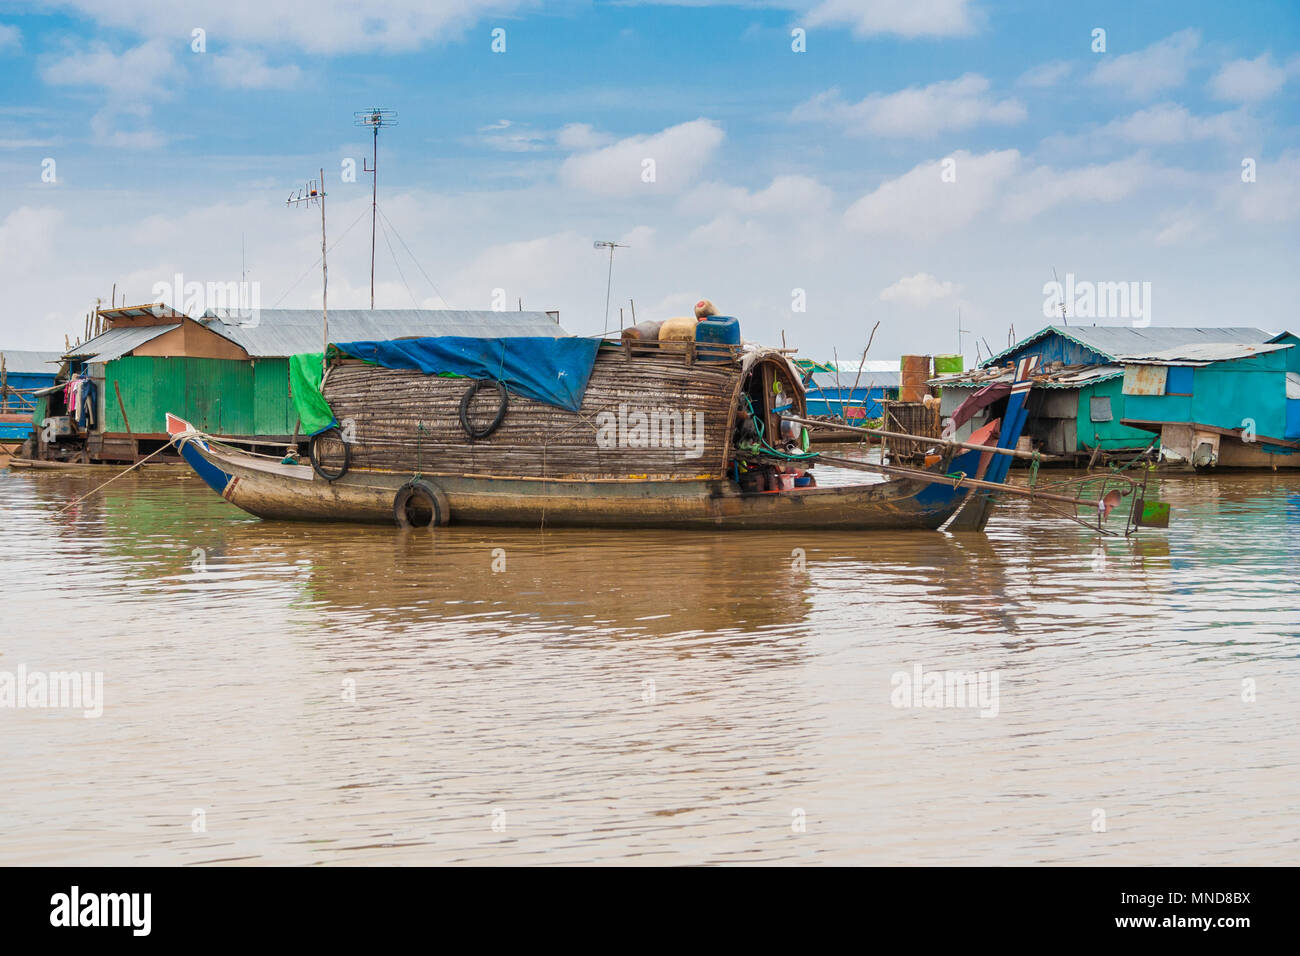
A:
[[309, 426, 351, 481]]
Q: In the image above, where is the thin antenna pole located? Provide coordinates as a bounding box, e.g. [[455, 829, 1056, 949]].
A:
[[320, 169, 328, 366], [1052, 267, 1067, 326], [287, 172, 329, 372], [593, 240, 627, 335], [370, 123, 378, 309], [604, 244, 614, 330], [355, 109, 397, 310]]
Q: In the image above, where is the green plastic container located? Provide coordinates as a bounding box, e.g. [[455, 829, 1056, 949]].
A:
[[933, 354, 964, 375]]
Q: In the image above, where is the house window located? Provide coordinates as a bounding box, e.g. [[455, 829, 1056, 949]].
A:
[[1090, 396, 1113, 422], [1166, 365, 1194, 396]]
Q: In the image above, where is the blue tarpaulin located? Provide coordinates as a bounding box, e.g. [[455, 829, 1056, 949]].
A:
[[329, 336, 602, 412]]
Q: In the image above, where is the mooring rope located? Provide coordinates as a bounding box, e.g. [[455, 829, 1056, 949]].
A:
[[52, 443, 176, 515]]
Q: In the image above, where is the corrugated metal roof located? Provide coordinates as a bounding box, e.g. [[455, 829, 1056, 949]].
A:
[[0, 350, 63, 375], [794, 359, 836, 374], [63, 324, 180, 362], [97, 303, 188, 321], [979, 325, 1275, 367], [1123, 342, 1293, 365], [200, 309, 569, 356], [809, 370, 901, 388], [832, 359, 901, 374], [932, 364, 1124, 389]]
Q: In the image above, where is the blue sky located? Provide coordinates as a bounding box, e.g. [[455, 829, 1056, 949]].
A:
[[1, 0, 1298, 359]]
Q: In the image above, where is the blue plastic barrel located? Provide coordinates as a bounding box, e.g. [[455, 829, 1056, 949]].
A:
[[695, 316, 741, 361]]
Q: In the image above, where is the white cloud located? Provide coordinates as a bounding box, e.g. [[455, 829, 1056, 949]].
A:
[[558, 118, 724, 196], [0, 206, 63, 275], [0, 23, 20, 51], [685, 174, 834, 247], [796, 74, 1024, 138], [1105, 103, 1248, 145], [844, 149, 1020, 238], [805, 0, 980, 39], [89, 106, 168, 149], [1089, 29, 1199, 99], [879, 272, 957, 307], [1018, 61, 1072, 88], [1001, 156, 1156, 222], [1153, 210, 1211, 246], [733, 174, 834, 215], [40, 1, 542, 54], [1208, 53, 1293, 102], [208, 50, 302, 90], [41, 40, 177, 102], [41, 40, 178, 147], [1222, 152, 1300, 224], [475, 119, 548, 152], [555, 123, 613, 151]]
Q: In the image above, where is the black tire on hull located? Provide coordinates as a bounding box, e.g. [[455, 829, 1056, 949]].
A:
[[394, 479, 450, 528]]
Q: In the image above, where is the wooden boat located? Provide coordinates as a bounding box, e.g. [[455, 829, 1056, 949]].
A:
[[4, 456, 187, 472], [169, 338, 1039, 531]]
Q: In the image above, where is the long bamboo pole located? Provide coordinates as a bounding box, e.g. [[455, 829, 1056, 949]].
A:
[[815, 453, 1103, 510], [785, 415, 1041, 461]]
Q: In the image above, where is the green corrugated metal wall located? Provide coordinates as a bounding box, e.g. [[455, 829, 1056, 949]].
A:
[[252, 358, 296, 435], [102, 356, 292, 436]]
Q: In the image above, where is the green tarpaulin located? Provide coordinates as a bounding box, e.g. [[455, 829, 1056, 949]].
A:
[[289, 353, 336, 436]]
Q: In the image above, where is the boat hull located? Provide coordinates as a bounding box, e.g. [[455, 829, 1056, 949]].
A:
[[175, 435, 977, 530]]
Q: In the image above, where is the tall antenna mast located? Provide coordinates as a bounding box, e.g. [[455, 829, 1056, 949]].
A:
[[1052, 266, 1068, 326], [286, 170, 328, 372], [957, 307, 970, 358], [354, 108, 398, 310], [593, 240, 628, 334]]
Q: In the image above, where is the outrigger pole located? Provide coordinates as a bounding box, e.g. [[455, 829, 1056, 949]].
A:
[[784, 417, 1165, 535], [815, 453, 1098, 510], [785, 415, 1040, 460]]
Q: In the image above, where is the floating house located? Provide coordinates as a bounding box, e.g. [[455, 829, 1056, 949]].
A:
[[37, 305, 565, 463], [1119, 335, 1300, 468], [931, 325, 1274, 463], [797, 359, 901, 419], [0, 349, 61, 442]]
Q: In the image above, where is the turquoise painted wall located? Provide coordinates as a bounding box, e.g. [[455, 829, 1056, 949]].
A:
[[1270, 333, 1300, 373], [1075, 377, 1159, 450], [1124, 351, 1290, 443]]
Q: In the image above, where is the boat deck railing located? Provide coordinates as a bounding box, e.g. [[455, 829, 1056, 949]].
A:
[[596, 336, 795, 367]]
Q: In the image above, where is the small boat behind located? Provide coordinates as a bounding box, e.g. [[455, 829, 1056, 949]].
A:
[[169, 334, 1045, 532]]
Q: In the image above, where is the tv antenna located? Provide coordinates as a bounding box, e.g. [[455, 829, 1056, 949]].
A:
[[1052, 266, 1068, 326], [354, 108, 398, 309], [957, 307, 971, 358], [286, 170, 328, 370], [593, 240, 628, 334]]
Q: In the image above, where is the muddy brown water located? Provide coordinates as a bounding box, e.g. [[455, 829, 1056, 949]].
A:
[[1, 458, 1297, 864]]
